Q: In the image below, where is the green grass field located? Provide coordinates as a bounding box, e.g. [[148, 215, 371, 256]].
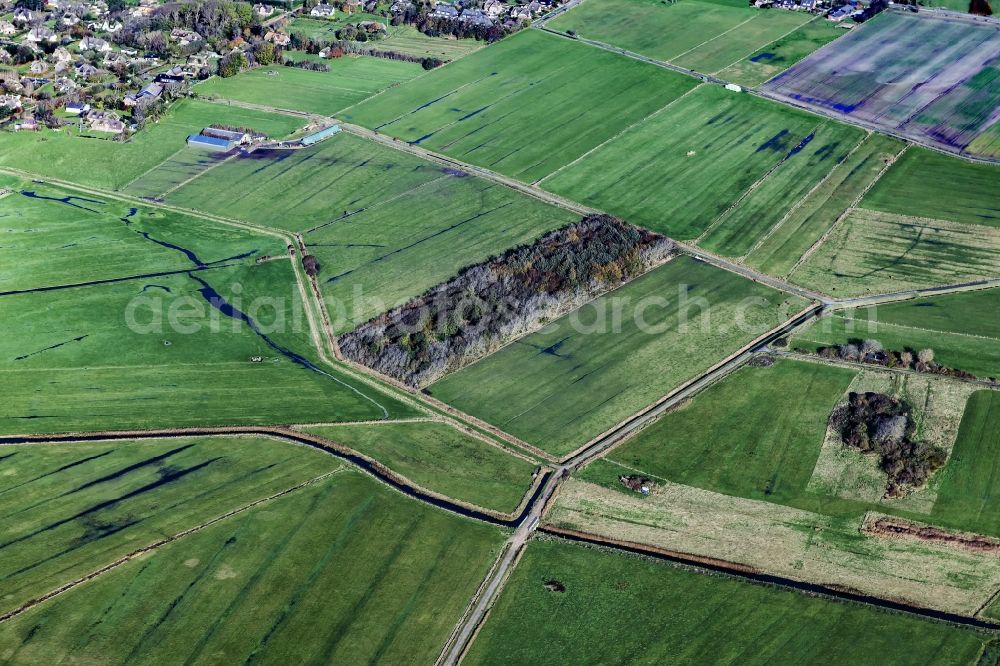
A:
[[196, 56, 424, 116], [931, 390, 1000, 537], [0, 444, 505, 664], [288, 18, 484, 59], [610, 360, 856, 502], [300, 421, 538, 513], [1, 258, 415, 434], [0, 436, 342, 617], [343, 29, 699, 182], [697, 120, 866, 257], [164, 132, 575, 330], [548, 0, 811, 76], [746, 134, 904, 277], [429, 256, 807, 456], [790, 287, 1000, 380], [789, 208, 1000, 297], [861, 148, 1000, 228], [0, 181, 284, 292], [0, 100, 305, 191], [121, 146, 235, 200], [718, 18, 847, 88], [465, 538, 993, 666], [543, 85, 827, 239], [966, 119, 1000, 159]]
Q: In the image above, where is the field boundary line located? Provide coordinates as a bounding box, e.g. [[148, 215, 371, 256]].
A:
[[668, 15, 760, 64], [713, 14, 820, 76], [600, 457, 673, 485], [831, 314, 1000, 343], [118, 146, 186, 191], [535, 83, 705, 185], [786, 143, 907, 279], [158, 150, 239, 199], [769, 350, 1000, 389], [739, 130, 872, 261], [693, 118, 828, 245], [974, 587, 1000, 618], [0, 467, 347, 626]]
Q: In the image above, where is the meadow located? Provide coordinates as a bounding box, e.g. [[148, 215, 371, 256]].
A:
[[288, 18, 483, 59], [0, 259, 415, 435], [342, 29, 699, 182], [791, 287, 1000, 380], [861, 148, 1000, 228], [0, 180, 283, 292], [717, 18, 846, 88], [789, 208, 1000, 297], [0, 459, 505, 664], [429, 256, 807, 456], [762, 11, 1000, 156], [543, 85, 827, 239], [745, 134, 904, 277], [0, 100, 305, 191], [464, 538, 994, 665], [697, 120, 866, 257], [931, 390, 1000, 537], [609, 360, 857, 503], [300, 421, 539, 513], [546, 0, 813, 77], [196, 56, 424, 117], [0, 436, 341, 617], [122, 147, 234, 201], [165, 132, 575, 331]]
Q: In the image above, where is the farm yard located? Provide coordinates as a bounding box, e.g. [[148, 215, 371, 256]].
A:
[[429, 256, 807, 456], [762, 10, 1000, 158], [541, 85, 841, 239], [195, 57, 424, 117], [791, 287, 1000, 381], [545, 0, 825, 79], [343, 29, 699, 182], [0, 440, 504, 664], [298, 421, 540, 513], [464, 539, 994, 666], [0, 100, 304, 191]]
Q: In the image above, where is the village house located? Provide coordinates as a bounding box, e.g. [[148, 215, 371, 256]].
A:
[[0, 20, 17, 35], [253, 2, 273, 16], [430, 2, 459, 18], [14, 118, 39, 131], [170, 28, 202, 45], [508, 4, 531, 20], [74, 61, 98, 77], [0, 94, 22, 110], [54, 76, 76, 92], [60, 12, 80, 26], [483, 0, 504, 17], [85, 108, 124, 133], [123, 81, 162, 107], [87, 18, 122, 31], [52, 46, 72, 63], [65, 100, 90, 114], [88, 0, 108, 15], [26, 26, 58, 43], [263, 29, 290, 46], [343, 0, 361, 12], [79, 35, 111, 52], [309, 3, 335, 16], [461, 7, 492, 25], [389, 0, 410, 12], [103, 51, 128, 67], [29, 59, 49, 75], [12, 7, 33, 24]]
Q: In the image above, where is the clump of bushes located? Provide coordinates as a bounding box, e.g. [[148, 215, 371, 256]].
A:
[[340, 215, 674, 386], [814, 341, 978, 380], [829, 392, 947, 498], [285, 59, 330, 71]]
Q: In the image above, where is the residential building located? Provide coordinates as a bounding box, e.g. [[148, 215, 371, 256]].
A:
[[253, 2, 273, 16], [310, 3, 335, 16], [0, 94, 22, 110], [26, 26, 58, 43], [80, 36, 111, 52], [65, 100, 90, 114], [0, 20, 17, 35], [86, 109, 124, 133], [430, 2, 459, 17]]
